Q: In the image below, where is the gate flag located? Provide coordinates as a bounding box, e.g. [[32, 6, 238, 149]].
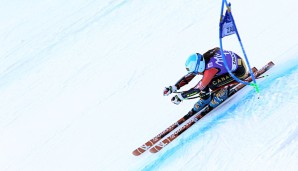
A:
[[220, 9, 235, 38]]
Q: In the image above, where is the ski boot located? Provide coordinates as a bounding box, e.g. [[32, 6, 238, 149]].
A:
[[183, 92, 212, 120], [192, 94, 212, 113]]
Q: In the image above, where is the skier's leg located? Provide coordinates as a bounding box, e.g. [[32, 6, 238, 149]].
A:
[[209, 87, 229, 108]]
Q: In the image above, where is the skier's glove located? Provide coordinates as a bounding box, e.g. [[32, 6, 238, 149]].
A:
[[171, 93, 184, 105], [163, 85, 177, 96], [199, 91, 210, 98]]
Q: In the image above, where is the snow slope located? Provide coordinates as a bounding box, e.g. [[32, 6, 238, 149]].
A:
[[0, 0, 298, 171]]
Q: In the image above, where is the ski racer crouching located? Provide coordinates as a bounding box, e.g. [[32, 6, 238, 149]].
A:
[[163, 47, 248, 115]]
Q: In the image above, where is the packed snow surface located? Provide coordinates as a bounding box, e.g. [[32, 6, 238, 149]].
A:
[[0, 0, 298, 171]]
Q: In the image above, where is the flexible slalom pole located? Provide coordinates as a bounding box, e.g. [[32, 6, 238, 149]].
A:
[[219, 0, 259, 93], [219, 0, 248, 85], [224, 1, 259, 92]]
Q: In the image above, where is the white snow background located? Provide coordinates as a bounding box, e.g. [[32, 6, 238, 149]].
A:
[[0, 0, 298, 171]]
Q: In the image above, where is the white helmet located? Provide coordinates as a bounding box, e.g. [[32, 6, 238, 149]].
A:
[[185, 53, 205, 73]]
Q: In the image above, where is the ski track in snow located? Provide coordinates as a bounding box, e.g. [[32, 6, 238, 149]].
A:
[[0, 0, 128, 89]]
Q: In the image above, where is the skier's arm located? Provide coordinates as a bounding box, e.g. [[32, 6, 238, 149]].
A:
[[194, 68, 218, 90], [181, 68, 218, 99], [174, 73, 196, 90], [163, 73, 196, 96]]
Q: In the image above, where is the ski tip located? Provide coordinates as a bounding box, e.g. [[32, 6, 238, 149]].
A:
[[132, 151, 141, 156], [132, 149, 145, 156], [149, 147, 159, 153], [269, 61, 275, 65], [132, 141, 156, 156]]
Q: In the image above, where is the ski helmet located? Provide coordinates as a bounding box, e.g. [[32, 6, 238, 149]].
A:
[[185, 53, 205, 74]]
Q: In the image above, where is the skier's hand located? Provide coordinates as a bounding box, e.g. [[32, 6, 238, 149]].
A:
[[163, 85, 177, 96], [199, 91, 209, 98], [171, 93, 184, 105]]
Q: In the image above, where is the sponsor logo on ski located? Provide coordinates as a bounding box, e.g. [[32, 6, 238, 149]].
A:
[[153, 124, 177, 141], [157, 141, 168, 147]]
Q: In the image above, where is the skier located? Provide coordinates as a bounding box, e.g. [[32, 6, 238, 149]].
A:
[[163, 47, 248, 115]]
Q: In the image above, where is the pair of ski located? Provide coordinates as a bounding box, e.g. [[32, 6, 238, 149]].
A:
[[132, 61, 274, 156]]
